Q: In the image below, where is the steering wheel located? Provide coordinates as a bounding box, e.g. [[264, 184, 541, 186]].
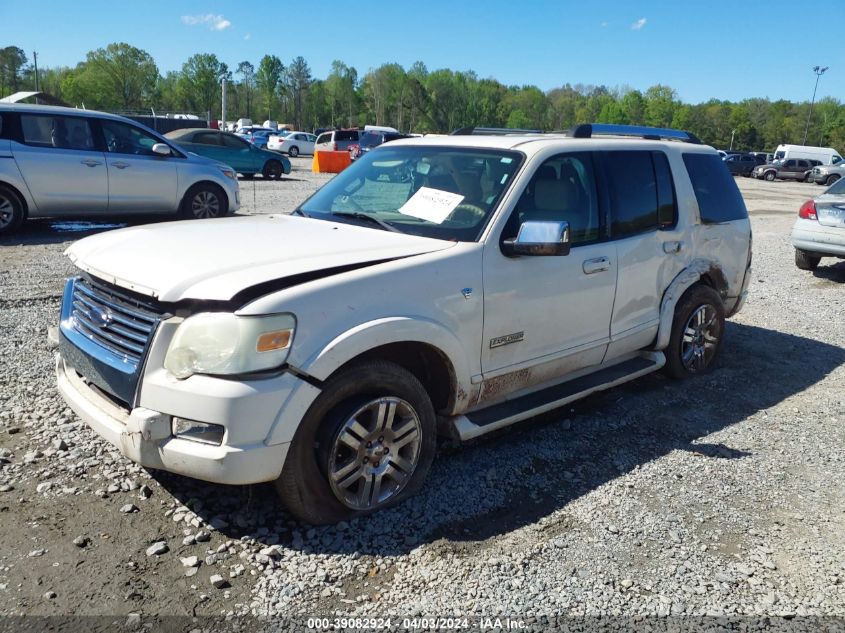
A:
[[444, 203, 486, 225]]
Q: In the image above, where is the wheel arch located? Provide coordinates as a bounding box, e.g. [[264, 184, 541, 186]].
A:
[[179, 180, 229, 215], [653, 259, 728, 351], [296, 317, 472, 413], [0, 180, 30, 219]]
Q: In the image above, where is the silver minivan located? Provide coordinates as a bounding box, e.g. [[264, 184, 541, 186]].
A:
[[0, 104, 240, 235]]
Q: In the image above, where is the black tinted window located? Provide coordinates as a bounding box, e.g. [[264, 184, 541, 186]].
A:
[[21, 115, 95, 150], [653, 152, 677, 228], [335, 130, 359, 142], [605, 151, 659, 238], [682, 153, 748, 223]]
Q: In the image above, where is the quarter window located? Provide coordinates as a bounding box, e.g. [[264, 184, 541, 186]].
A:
[[21, 115, 95, 151], [682, 153, 748, 223]]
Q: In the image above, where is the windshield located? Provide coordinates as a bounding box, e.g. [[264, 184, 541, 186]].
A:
[[298, 145, 524, 241]]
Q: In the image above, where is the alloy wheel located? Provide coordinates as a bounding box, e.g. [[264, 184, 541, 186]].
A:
[[327, 397, 422, 511], [681, 305, 721, 373]]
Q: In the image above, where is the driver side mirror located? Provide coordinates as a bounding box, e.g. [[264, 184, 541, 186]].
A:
[[152, 143, 171, 157], [502, 220, 571, 257]]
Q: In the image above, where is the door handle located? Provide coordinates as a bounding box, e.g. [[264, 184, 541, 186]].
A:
[[112, 162, 130, 169], [583, 256, 610, 274], [81, 159, 102, 167], [663, 241, 683, 254]]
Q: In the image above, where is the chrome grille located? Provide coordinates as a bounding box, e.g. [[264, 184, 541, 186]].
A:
[[70, 277, 162, 364]]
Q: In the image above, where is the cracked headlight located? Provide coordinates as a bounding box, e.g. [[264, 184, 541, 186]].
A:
[[164, 312, 295, 379]]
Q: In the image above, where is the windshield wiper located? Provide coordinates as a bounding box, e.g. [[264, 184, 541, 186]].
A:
[[331, 212, 401, 233], [292, 208, 310, 217]]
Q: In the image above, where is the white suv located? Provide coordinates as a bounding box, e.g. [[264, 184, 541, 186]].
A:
[[54, 124, 752, 524]]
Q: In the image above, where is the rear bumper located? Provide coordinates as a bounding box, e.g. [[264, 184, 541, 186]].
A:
[[56, 355, 288, 485], [791, 219, 845, 257]]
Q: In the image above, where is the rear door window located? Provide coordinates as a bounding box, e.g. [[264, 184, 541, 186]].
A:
[[21, 114, 96, 150], [193, 132, 220, 145], [604, 150, 660, 238], [682, 153, 748, 223]]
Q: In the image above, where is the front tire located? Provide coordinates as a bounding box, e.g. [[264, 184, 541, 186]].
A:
[[179, 183, 227, 220], [795, 249, 821, 271], [764, 171, 776, 181], [826, 174, 841, 186], [262, 160, 283, 180], [275, 360, 437, 525], [664, 285, 725, 379], [0, 185, 25, 235]]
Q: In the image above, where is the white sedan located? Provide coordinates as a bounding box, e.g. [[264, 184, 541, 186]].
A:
[[268, 131, 317, 157]]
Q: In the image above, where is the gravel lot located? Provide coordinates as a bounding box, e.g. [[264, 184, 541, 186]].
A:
[[0, 158, 843, 623]]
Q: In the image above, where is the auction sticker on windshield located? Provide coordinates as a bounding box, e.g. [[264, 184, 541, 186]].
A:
[[399, 186, 464, 224]]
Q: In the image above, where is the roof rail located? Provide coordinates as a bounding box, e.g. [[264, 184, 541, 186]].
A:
[[567, 123, 702, 144], [451, 126, 543, 136]]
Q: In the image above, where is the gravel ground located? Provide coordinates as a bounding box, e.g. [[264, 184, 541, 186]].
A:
[[0, 160, 843, 623]]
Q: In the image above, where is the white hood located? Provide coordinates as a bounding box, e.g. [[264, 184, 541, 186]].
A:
[[66, 215, 456, 302]]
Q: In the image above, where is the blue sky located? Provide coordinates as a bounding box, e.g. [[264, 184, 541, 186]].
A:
[[1, 0, 842, 104]]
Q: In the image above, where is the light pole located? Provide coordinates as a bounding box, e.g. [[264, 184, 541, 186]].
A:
[[802, 66, 828, 146], [730, 129, 736, 151]]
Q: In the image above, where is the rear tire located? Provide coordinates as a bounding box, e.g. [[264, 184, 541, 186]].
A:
[[288, 146, 299, 157], [795, 249, 821, 271], [179, 183, 227, 219], [0, 185, 25, 235], [262, 160, 283, 180], [275, 360, 437, 525], [664, 285, 725, 379]]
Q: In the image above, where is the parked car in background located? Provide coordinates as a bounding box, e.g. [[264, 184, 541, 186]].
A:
[[749, 151, 773, 164], [791, 177, 845, 270], [314, 129, 361, 153], [811, 162, 845, 186], [774, 144, 843, 166], [241, 129, 278, 149], [752, 158, 820, 182], [350, 131, 411, 160], [269, 131, 317, 156], [165, 128, 290, 180], [723, 153, 758, 176], [0, 104, 240, 235], [54, 123, 751, 524]]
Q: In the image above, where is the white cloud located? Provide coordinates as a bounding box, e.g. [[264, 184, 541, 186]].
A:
[[243, 32, 251, 40], [631, 17, 647, 30], [600, 21, 608, 27], [181, 14, 232, 31]]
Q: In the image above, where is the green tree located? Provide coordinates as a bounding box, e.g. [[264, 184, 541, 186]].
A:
[[236, 61, 255, 120], [76, 43, 158, 110], [177, 53, 227, 115], [255, 55, 284, 120], [286, 56, 311, 130], [0, 46, 29, 96]]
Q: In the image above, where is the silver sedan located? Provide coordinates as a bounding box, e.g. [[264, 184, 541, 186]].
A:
[[791, 177, 845, 270]]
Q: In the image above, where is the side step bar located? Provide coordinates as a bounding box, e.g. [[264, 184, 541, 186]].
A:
[[449, 352, 665, 441]]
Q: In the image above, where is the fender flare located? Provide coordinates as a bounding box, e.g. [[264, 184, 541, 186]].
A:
[[653, 259, 725, 351], [294, 315, 474, 405]]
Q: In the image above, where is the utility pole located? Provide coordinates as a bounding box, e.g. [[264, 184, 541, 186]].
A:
[[802, 66, 828, 146], [32, 51, 39, 92], [221, 77, 227, 131]]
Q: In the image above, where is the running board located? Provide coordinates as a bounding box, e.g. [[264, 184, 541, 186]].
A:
[[449, 352, 665, 441]]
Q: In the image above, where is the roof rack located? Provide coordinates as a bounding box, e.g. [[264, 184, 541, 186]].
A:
[[566, 123, 702, 144], [451, 126, 543, 136]]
